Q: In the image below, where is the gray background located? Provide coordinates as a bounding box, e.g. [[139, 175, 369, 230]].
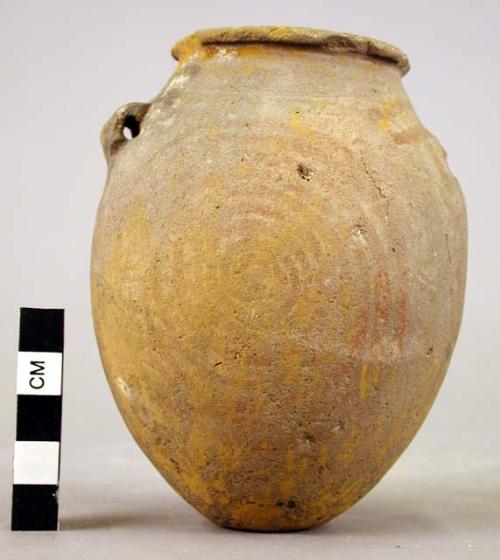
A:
[[1, 1, 499, 558]]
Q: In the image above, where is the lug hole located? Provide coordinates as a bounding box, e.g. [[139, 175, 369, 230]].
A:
[[122, 114, 141, 140]]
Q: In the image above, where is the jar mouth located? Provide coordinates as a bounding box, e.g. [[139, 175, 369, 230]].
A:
[[172, 26, 410, 75]]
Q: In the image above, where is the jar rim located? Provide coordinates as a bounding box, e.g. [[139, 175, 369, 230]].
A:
[[172, 26, 410, 75]]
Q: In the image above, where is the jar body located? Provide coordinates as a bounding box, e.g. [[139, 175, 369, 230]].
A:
[[91, 37, 466, 531]]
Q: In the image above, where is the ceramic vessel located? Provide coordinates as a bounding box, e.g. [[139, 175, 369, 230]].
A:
[[91, 27, 467, 531]]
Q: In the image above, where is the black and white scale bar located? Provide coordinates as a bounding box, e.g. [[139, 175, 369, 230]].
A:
[[11, 308, 64, 531]]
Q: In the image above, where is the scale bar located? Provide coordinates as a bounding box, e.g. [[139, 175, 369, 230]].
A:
[[11, 308, 64, 531]]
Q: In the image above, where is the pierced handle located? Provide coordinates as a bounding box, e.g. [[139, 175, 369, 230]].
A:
[[100, 102, 150, 164]]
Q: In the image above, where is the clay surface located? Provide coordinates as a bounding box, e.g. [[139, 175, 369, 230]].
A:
[[91, 27, 467, 531]]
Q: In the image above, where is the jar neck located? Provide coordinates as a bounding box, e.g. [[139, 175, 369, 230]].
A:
[[163, 42, 404, 105]]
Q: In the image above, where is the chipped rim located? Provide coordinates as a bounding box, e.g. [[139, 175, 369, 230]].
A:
[[172, 26, 410, 75]]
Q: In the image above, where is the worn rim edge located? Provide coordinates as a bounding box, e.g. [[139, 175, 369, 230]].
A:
[[171, 26, 410, 75]]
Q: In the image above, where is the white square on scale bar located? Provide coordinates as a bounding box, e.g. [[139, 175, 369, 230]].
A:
[[13, 441, 60, 485], [17, 352, 63, 396]]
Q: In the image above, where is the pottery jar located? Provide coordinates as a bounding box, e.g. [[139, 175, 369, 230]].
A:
[[91, 27, 467, 531]]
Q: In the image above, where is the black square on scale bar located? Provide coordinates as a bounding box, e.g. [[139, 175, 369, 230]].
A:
[[18, 308, 64, 353], [11, 484, 59, 531]]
